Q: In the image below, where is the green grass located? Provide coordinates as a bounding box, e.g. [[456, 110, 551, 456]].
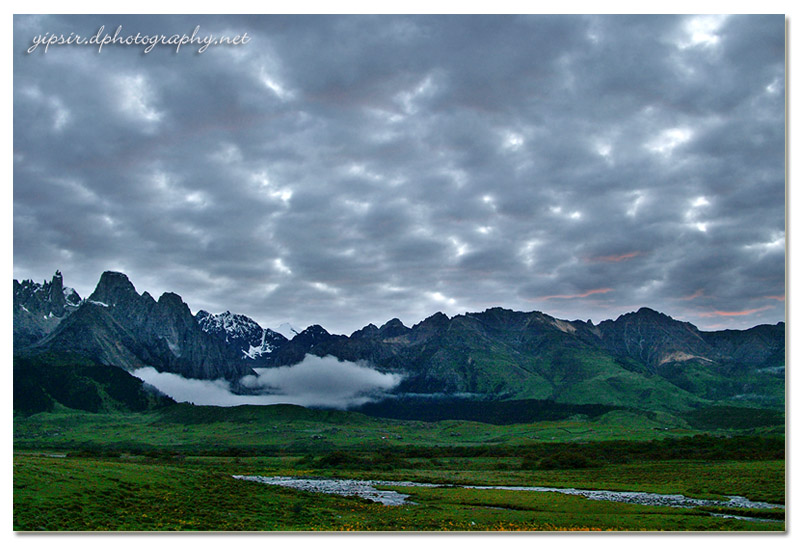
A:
[[13, 404, 785, 532], [683, 406, 785, 430], [13, 453, 784, 531], [12, 404, 713, 454], [13, 352, 171, 414]]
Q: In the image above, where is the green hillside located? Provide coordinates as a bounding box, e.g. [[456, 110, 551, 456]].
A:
[[13, 352, 173, 415]]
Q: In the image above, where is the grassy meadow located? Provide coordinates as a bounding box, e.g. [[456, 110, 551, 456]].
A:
[[13, 403, 786, 532]]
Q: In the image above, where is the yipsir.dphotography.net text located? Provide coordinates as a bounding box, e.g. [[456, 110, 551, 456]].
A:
[[27, 25, 250, 54]]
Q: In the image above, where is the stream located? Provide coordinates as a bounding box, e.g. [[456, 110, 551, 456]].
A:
[[232, 475, 783, 521]]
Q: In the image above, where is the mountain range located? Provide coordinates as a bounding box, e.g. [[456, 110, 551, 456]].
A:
[[14, 271, 785, 413]]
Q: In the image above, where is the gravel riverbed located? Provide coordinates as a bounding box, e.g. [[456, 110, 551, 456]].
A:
[[232, 475, 784, 515]]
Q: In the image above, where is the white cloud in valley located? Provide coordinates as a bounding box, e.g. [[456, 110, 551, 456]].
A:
[[132, 354, 403, 409]]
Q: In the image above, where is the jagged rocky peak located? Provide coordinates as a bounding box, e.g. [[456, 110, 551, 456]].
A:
[[606, 307, 701, 333], [154, 292, 196, 326], [379, 318, 410, 338], [89, 271, 138, 306], [14, 270, 82, 315], [617, 307, 673, 322], [273, 324, 332, 356], [158, 291, 187, 308], [634, 307, 668, 319], [293, 324, 331, 346], [351, 323, 379, 339], [48, 270, 67, 311], [300, 324, 330, 337], [195, 309, 287, 360], [461, 306, 537, 331], [414, 311, 449, 329], [13, 270, 83, 347], [197, 310, 260, 335], [196, 309, 262, 343], [405, 312, 450, 342], [479, 306, 512, 314], [63, 289, 81, 307]]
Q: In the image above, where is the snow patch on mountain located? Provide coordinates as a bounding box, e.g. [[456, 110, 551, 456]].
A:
[[197, 310, 261, 339], [276, 322, 299, 339], [196, 310, 287, 360], [63, 286, 81, 306]]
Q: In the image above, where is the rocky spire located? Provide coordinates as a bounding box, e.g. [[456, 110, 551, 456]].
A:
[[47, 270, 67, 317]]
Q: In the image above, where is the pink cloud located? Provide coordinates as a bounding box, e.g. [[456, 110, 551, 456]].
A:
[[703, 323, 726, 330], [585, 252, 641, 263], [764, 294, 785, 301], [538, 288, 614, 300], [698, 305, 774, 318], [680, 289, 704, 301]]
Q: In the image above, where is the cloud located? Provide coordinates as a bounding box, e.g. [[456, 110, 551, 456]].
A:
[[679, 290, 704, 301], [585, 252, 641, 263], [13, 15, 785, 333], [698, 305, 775, 318], [537, 288, 614, 300], [132, 355, 403, 409], [131, 368, 245, 406], [243, 355, 403, 408]]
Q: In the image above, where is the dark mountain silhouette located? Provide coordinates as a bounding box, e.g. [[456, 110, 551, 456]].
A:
[[13, 271, 81, 348], [17, 271, 254, 380], [13, 271, 785, 412]]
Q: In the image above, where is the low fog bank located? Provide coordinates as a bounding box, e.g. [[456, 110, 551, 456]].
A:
[[131, 354, 403, 409]]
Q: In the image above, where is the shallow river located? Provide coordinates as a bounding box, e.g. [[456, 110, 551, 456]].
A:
[[232, 475, 783, 519]]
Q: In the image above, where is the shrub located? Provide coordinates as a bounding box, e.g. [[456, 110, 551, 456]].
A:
[[538, 451, 599, 470], [317, 451, 360, 468]]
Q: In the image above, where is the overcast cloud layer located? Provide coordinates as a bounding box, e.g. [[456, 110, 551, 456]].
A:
[[13, 15, 785, 333]]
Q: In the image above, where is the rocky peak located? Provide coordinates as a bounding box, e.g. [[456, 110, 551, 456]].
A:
[[154, 292, 196, 330], [89, 271, 138, 306], [379, 318, 410, 338], [407, 312, 450, 342], [195, 309, 286, 361], [48, 270, 67, 313], [633, 307, 668, 320], [299, 324, 330, 339], [596, 307, 706, 367], [199, 309, 275, 339], [158, 291, 188, 309], [351, 323, 379, 340], [614, 307, 679, 325], [414, 312, 449, 330], [13, 271, 83, 347], [468, 307, 531, 330], [291, 325, 330, 349]]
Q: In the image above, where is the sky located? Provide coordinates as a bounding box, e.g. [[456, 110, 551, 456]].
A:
[[12, 14, 786, 335]]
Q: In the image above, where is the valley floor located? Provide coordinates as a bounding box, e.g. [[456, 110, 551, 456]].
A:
[[12, 405, 786, 532], [13, 452, 784, 531]]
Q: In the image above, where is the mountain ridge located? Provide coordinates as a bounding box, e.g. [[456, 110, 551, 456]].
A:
[[13, 271, 785, 413]]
